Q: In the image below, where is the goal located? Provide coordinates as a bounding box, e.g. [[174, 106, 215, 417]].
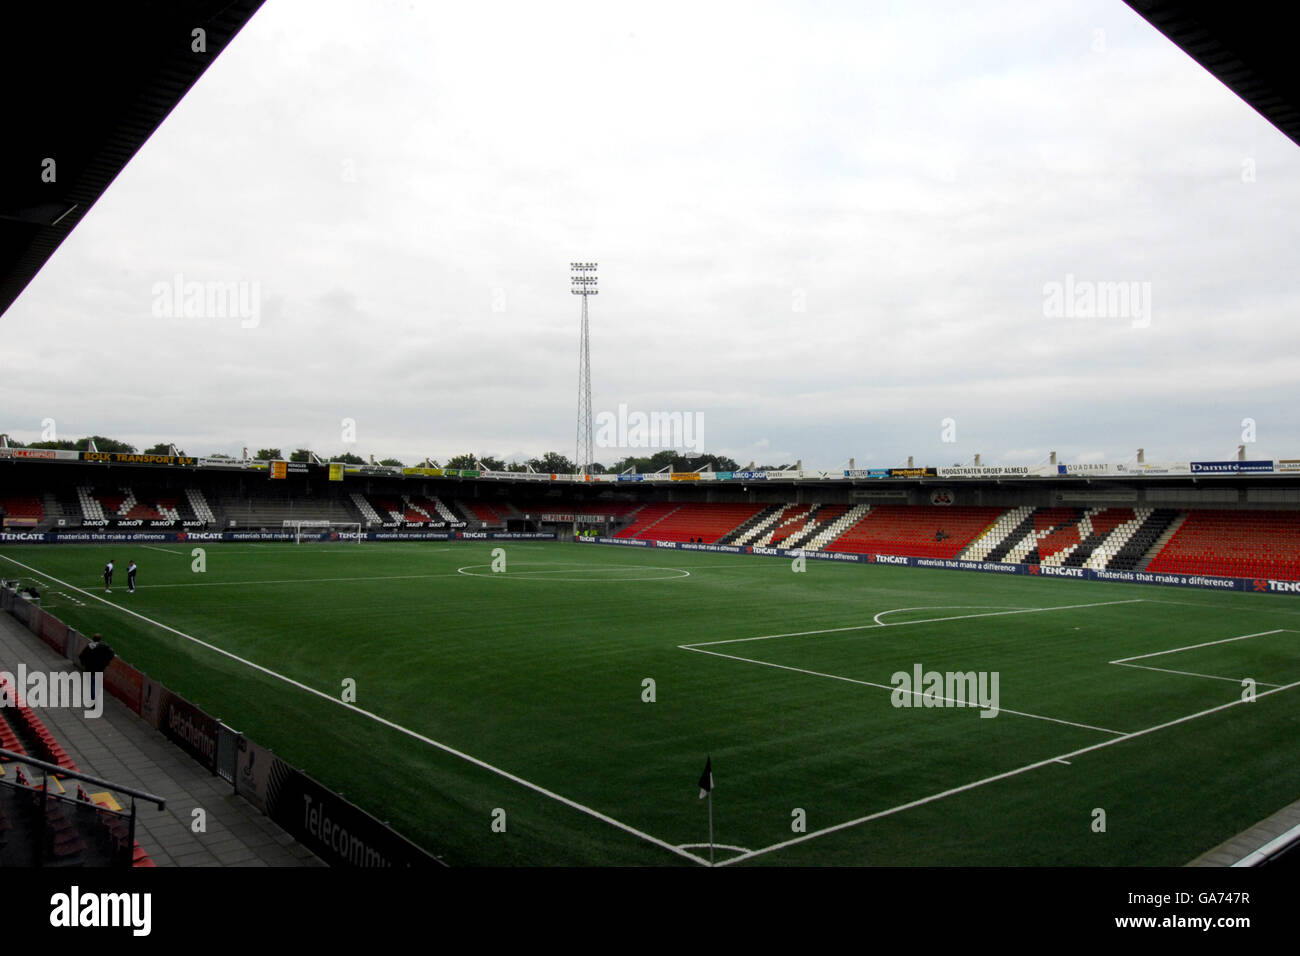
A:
[[283, 520, 363, 544]]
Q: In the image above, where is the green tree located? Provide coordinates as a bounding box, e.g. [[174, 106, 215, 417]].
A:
[[333, 452, 366, 465], [255, 448, 283, 460], [28, 436, 137, 453], [379, 458, 404, 467], [289, 449, 312, 463], [444, 454, 477, 471], [143, 443, 172, 456], [82, 436, 137, 454], [528, 451, 577, 474]]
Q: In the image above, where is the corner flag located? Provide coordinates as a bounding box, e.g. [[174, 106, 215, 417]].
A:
[[698, 756, 713, 799]]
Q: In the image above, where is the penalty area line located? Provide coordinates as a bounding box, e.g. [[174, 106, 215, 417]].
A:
[[714, 674, 1300, 867], [679, 644, 1127, 736], [0, 552, 707, 867], [684, 598, 1147, 648]]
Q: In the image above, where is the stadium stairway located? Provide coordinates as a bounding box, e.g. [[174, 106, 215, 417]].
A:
[[961, 506, 1031, 561], [350, 492, 384, 525], [968, 507, 1035, 562], [401, 495, 433, 521], [753, 505, 813, 548], [423, 495, 461, 524], [76, 487, 106, 523], [785, 504, 850, 550], [0, 613, 323, 867], [720, 504, 786, 546], [799, 504, 870, 551], [1107, 508, 1180, 571], [1061, 508, 1137, 568], [185, 488, 217, 524]]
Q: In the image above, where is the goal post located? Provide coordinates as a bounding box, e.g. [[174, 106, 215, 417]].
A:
[[283, 520, 363, 543]]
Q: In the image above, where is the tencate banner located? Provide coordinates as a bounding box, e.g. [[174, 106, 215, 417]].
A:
[[1, 530, 554, 544], [576, 537, 1300, 596], [1278, 459, 1300, 473], [1190, 460, 1273, 474]]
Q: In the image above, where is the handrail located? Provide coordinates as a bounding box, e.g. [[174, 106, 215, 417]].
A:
[[0, 747, 166, 809]]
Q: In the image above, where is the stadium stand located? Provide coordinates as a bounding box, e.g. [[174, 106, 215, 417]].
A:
[[1145, 509, 1300, 579], [613, 502, 680, 538], [638, 502, 766, 543], [214, 491, 361, 529], [0, 670, 154, 867], [0, 495, 42, 527], [826, 505, 1004, 559]]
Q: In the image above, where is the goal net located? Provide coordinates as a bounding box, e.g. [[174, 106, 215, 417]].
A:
[[283, 520, 363, 544]]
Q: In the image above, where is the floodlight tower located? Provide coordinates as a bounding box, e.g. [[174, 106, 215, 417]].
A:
[[571, 261, 598, 476]]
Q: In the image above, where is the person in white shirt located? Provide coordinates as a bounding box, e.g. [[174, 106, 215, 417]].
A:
[[104, 559, 115, 593], [127, 560, 138, 593]]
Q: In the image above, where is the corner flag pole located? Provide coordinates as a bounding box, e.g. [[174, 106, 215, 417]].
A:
[[698, 755, 714, 866], [708, 788, 714, 866]]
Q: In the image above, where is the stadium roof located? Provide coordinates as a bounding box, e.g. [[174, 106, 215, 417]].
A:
[[0, 2, 1295, 321], [1123, 0, 1300, 149], [0, 0, 265, 318]]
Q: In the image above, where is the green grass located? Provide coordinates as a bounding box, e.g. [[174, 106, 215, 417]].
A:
[[3, 540, 1299, 866]]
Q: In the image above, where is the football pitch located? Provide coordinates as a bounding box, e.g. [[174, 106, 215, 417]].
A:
[[3, 540, 1299, 866]]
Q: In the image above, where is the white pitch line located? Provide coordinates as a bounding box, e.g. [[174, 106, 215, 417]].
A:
[[1109, 629, 1287, 664], [677, 843, 752, 853], [685, 599, 1147, 648], [715, 674, 1300, 866], [1112, 662, 1282, 688], [0, 553, 707, 867], [872, 606, 1025, 627], [680, 644, 1127, 736], [124, 571, 484, 589], [141, 545, 185, 556]]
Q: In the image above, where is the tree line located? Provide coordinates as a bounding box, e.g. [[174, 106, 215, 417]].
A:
[[3, 433, 791, 472]]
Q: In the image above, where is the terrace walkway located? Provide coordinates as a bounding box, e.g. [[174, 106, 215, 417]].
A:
[[0, 611, 323, 866]]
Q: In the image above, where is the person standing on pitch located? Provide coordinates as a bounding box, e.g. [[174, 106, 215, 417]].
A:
[[127, 559, 138, 593], [104, 558, 115, 593]]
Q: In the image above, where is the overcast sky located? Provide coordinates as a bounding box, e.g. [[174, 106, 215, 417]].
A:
[[4, 0, 1299, 470]]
